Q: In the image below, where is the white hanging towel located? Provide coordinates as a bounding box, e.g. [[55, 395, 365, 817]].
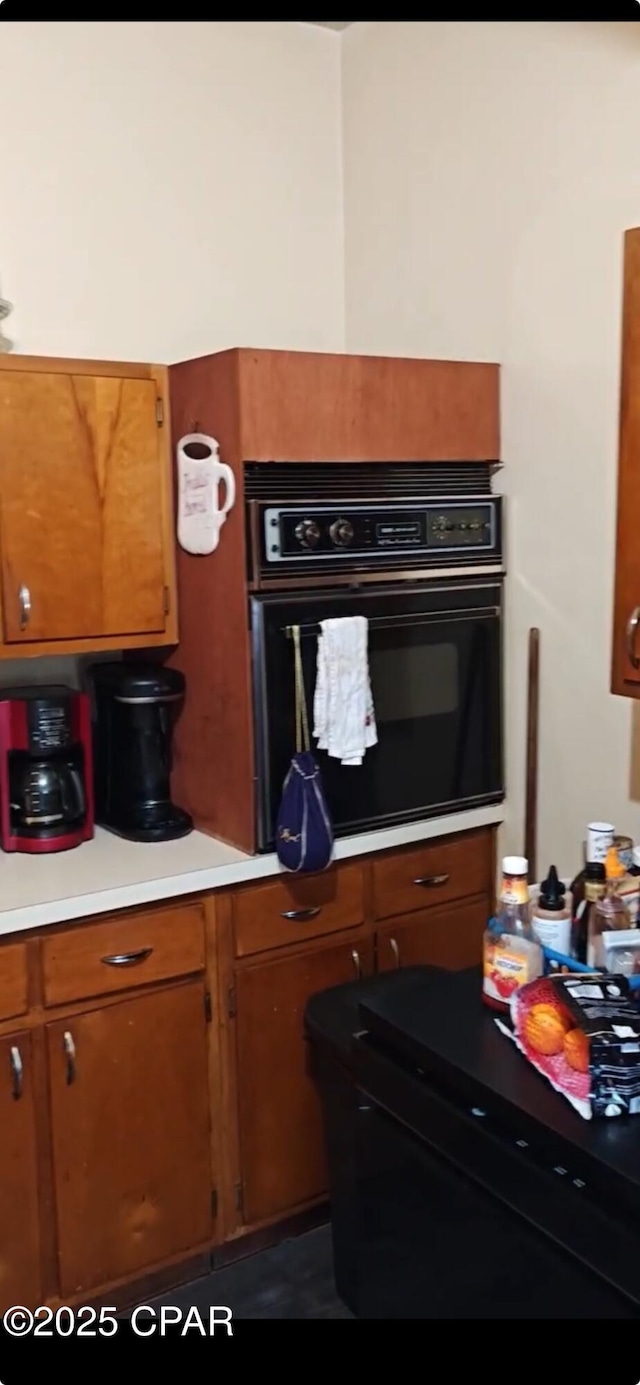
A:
[[313, 616, 378, 766]]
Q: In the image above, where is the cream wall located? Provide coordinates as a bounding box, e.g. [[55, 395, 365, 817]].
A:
[[342, 20, 640, 874], [0, 20, 344, 689], [0, 21, 344, 360]]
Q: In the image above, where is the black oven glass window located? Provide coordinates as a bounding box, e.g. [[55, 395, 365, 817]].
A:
[[252, 583, 503, 848], [371, 641, 458, 723]]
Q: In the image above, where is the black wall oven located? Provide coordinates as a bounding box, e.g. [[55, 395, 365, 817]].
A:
[[246, 464, 504, 853]]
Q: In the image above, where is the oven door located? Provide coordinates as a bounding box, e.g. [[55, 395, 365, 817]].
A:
[[251, 579, 503, 851]]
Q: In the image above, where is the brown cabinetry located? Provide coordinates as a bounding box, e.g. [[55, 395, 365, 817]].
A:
[[228, 826, 496, 1235], [168, 348, 501, 854], [234, 936, 374, 1226], [173, 348, 500, 464], [613, 228, 640, 694], [0, 356, 177, 656], [0, 1030, 42, 1309], [47, 982, 212, 1297], [0, 822, 496, 1309], [376, 897, 487, 973]]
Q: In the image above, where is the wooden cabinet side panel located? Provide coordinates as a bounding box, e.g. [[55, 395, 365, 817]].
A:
[[167, 353, 255, 852], [238, 349, 500, 462], [613, 228, 640, 694]]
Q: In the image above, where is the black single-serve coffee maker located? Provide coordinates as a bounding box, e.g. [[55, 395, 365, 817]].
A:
[[88, 663, 193, 843]]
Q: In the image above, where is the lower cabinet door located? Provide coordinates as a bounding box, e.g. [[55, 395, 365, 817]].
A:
[[0, 1030, 41, 1311], [235, 936, 374, 1227], [376, 895, 488, 972], [47, 982, 213, 1297]]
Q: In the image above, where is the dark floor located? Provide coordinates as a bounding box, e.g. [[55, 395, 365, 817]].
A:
[[149, 1224, 354, 1320]]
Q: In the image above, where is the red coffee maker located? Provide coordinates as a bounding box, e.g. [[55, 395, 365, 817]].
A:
[[0, 686, 94, 853]]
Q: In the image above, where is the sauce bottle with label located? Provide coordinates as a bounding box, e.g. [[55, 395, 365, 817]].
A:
[[482, 856, 543, 1012], [572, 861, 606, 963], [531, 865, 571, 953]]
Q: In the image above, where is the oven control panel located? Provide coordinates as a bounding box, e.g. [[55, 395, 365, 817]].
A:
[[262, 501, 501, 565]]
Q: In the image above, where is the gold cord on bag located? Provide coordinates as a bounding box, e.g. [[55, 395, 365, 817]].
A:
[[292, 624, 311, 754]]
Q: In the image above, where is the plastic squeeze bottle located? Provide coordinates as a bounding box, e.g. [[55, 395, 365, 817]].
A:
[[531, 865, 571, 954], [587, 845, 631, 969], [482, 856, 542, 1012]]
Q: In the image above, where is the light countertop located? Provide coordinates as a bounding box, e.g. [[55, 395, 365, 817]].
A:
[[0, 803, 505, 938]]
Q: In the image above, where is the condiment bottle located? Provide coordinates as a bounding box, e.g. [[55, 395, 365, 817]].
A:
[[572, 861, 605, 963], [587, 846, 631, 968], [531, 865, 571, 954], [482, 856, 542, 1012]]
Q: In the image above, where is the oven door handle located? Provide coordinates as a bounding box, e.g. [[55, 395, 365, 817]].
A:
[[286, 607, 500, 639]]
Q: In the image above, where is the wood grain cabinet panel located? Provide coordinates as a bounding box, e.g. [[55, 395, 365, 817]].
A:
[[47, 982, 212, 1297], [371, 827, 492, 922], [234, 936, 374, 1227], [233, 863, 365, 958], [613, 228, 640, 694], [235, 349, 500, 463], [0, 365, 172, 646], [0, 941, 28, 1022], [0, 1031, 42, 1313], [376, 896, 488, 973], [42, 903, 205, 1007]]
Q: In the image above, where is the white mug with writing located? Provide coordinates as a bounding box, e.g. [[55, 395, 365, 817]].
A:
[[176, 433, 236, 555]]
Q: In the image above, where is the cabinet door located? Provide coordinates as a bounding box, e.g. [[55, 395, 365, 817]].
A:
[[0, 370, 167, 642], [0, 1031, 42, 1311], [377, 896, 488, 973], [613, 228, 640, 693], [235, 936, 374, 1227], [47, 982, 212, 1297]]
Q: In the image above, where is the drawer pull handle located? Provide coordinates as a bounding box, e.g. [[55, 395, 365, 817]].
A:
[[627, 606, 640, 669], [413, 873, 450, 888], [351, 948, 362, 979], [18, 584, 31, 631], [280, 908, 321, 922], [389, 937, 401, 969], [100, 947, 154, 967], [9, 1045, 23, 1101], [63, 1030, 76, 1086]]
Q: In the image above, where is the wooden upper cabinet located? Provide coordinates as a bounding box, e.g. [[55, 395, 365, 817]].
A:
[[613, 229, 640, 694], [172, 348, 500, 464], [0, 356, 177, 654]]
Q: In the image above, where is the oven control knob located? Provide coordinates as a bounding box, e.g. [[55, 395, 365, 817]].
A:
[[329, 518, 354, 548], [295, 519, 321, 549]]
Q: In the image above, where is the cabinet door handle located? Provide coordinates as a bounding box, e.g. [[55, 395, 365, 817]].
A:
[[351, 948, 361, 979], [63, 1030, 76, 1085], [9, 1045, 23, 1101], [413, 873, 450, 888], [389, 937, 401, 969], [100, 947, 153, 967], [280, 908, 321, 922], [627, 607, 640, 669], [18, 584, 31, 631]]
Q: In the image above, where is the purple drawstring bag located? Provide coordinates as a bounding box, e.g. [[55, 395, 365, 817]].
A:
[[275, 626, 334, 873]]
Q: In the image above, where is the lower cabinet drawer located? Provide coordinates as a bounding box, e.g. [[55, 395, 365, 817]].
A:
[[372, 828, 492, 922], [42, 902, 206, 1007], [0, 941, 29, 1021], [233, 863, 365, 958]]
